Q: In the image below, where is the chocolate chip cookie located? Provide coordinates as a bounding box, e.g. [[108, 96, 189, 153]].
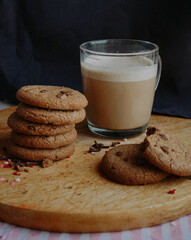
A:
[[8, 112, 75, 135], [11, 128, 77, 149], [6, 139, 75, 161], [101, 144, 168, 185], [16, 103, 86, 125], [143, 126, 191, 176], [16, 85, 88, 110]]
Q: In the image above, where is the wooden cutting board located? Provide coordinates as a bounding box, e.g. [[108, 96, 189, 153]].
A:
[[0, 107, 191, 233]]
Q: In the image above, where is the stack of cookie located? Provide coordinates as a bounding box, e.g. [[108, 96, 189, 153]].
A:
[[6, 85, 88, 164], [101, 126, 191, 185]]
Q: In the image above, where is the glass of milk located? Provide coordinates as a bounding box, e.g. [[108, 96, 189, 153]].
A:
[[80, 39, 161, 138]]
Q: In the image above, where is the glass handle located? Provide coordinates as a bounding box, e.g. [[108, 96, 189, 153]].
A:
[[155, 55, 162, 90]]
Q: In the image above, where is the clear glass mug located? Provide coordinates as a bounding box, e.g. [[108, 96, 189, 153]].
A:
[[80, 39, 162, 138]]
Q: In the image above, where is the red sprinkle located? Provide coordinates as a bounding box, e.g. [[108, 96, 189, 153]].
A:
[[67, 156, 70, 158], [13, 172, 19, 175], [105, 151, 108, 153], [168, 189, 176, 194], [4, 164, 10, 168], [30, 165, 34, 168]]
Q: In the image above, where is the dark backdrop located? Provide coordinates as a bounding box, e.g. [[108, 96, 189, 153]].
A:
[[0, 0, 191, 118]]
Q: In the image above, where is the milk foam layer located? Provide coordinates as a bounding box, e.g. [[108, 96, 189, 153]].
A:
[[81, 56, 157, 82]]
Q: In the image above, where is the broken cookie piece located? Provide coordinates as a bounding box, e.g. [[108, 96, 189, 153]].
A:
[[143, 126, 191, 176]]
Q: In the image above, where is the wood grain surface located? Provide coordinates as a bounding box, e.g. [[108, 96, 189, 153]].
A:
[[0, 107, 191, 232]]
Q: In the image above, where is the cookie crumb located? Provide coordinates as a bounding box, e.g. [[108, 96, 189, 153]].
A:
[[15, 165, 25, 172], [42, 159, 54, 168], [22, 190, 28, 194]]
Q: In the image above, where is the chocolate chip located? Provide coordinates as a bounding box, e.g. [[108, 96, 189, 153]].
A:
[[141, 140, 149, 151], [116, 151, 123, 156], [161, 145, 169, 154], [88, 140, 110, 153], [27, 126, 36, 132], [123, 157, 128, 162], [88, 147, 100, 153], [147, 127, 157, 136], [159, 133, 168, 141], [56, 90, 73, 98], [93, 140, 103, 149], [93, 140, 109, 149], [111, 141, 120, 147]]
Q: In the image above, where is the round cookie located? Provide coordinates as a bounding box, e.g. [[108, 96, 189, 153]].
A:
[[6, 139, 75, 161], [7, 112, 75, 136], [101, 144, 168, 185], [16, 103, 86, 125], [16, 85, 88, 110], [11, 128, 77, 149], [143, 126, 191, 176]]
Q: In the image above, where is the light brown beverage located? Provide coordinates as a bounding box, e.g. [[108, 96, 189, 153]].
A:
[[81, 56, 157, 130]]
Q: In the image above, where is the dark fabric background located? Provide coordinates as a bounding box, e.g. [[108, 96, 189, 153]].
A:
[[0, 0, 191, 118]]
